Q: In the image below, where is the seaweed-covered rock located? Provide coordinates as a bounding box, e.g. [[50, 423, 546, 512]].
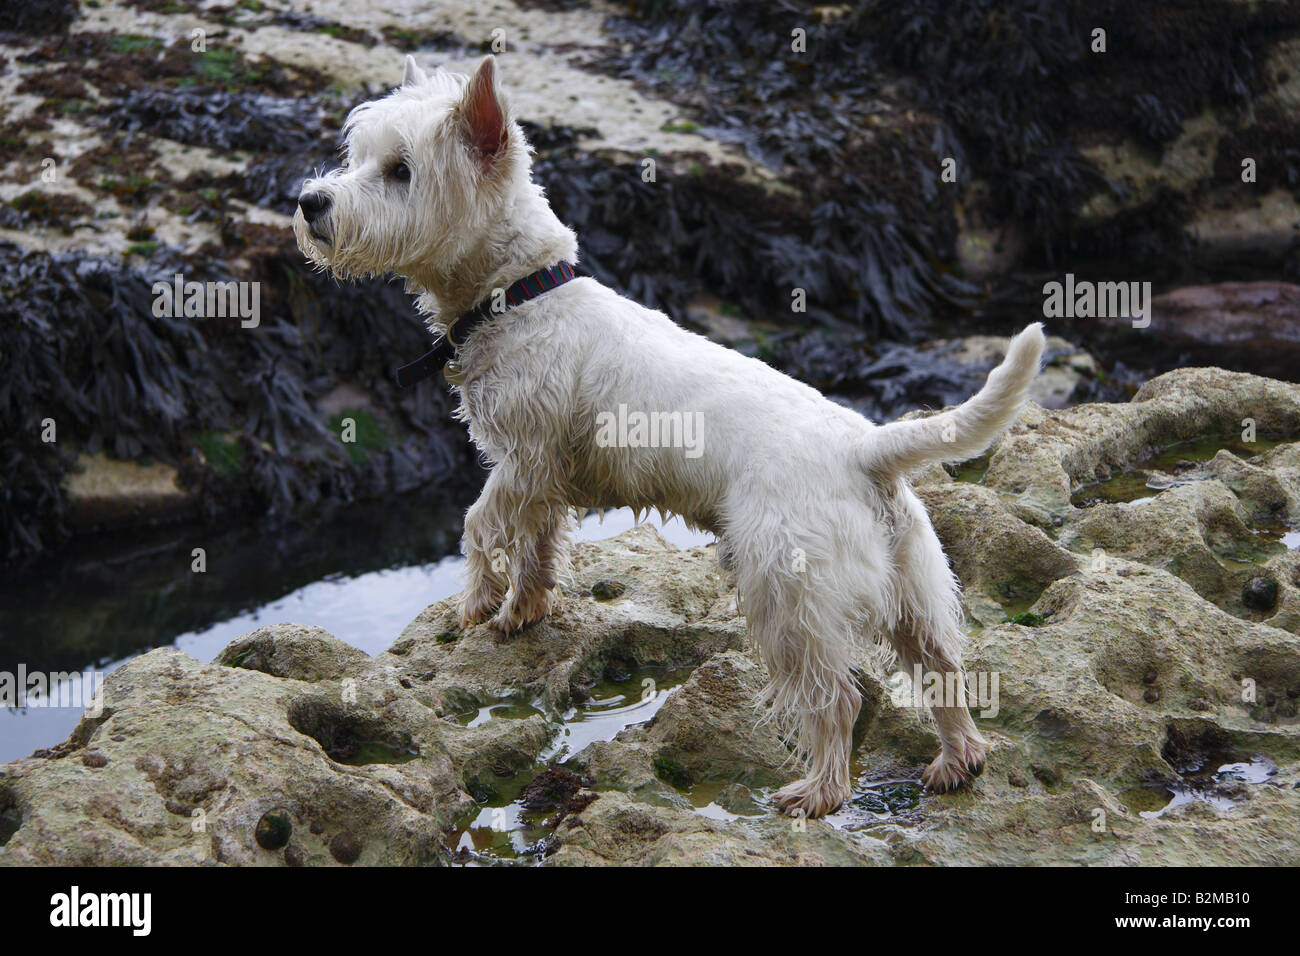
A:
[[0, 0, 78, 34]]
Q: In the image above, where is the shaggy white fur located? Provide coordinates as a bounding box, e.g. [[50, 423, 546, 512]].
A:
[[294, 55, 1047, 818]]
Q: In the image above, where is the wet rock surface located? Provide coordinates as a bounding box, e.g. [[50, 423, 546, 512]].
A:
[[4, 368, 1300, 866], [0, 643, 471, 865]]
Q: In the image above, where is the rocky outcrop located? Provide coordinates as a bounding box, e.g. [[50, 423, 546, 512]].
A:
[[1074, 282, 1300, 384], [4, 367, 1300, 866], [0, 628, 475, 865], [1145, 283, 1299, 383], [63, 453, 195, 531]]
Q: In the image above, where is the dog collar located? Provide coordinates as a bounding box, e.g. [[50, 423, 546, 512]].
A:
[[395, 261, 576, 388]]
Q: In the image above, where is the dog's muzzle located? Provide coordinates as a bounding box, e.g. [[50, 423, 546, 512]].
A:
[[298, 190, 332, 243]]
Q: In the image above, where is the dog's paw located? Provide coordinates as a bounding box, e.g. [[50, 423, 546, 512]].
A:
[[773, 776, 850, 819], [458, 585, 504, 630], [922, 738, 987, 793], [488, 588, 555, 635]]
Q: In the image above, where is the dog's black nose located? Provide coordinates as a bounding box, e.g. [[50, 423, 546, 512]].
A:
[[298, 191, 331, 224]]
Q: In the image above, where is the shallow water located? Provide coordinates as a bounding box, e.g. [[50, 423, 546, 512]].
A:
[[545, 668, 691, 764], [947, 455, 990, 485], [450, 664, 690, 864], [823, 778, 924, 835], [683, 780, 760, 822], [1071, 434, 1288, 508], [447, 667, 934, 863], [1122, 753, 1277, 820], [330, 740, 421, 766], [0, 505, 713, 764], [1071, 470, 1163, 508], [1254, 522, 1300, 551]]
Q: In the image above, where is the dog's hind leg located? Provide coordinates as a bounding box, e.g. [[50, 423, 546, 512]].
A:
[[736, 535, 861, 818], [889, 615, 987, 792], [887, 494, 988, 792], [767, 649, 860, 819]]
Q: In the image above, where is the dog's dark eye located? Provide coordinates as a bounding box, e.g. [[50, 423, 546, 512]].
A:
[[389, 161, 411, 183]]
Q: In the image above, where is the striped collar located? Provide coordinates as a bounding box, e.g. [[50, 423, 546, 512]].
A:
[[395, 261, 576, 389]]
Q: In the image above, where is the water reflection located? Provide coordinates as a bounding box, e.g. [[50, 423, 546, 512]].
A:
[[0, 503, 713, 762]]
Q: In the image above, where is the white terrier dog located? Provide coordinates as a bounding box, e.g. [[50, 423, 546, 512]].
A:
[[294, 55, 1047, 818]]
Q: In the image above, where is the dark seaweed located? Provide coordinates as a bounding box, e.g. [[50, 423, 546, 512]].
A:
[[584, 2, 976, 336], [593, 0, 1300, 285], [528, 122, 973, 341], [113, 88, 329, 153], [7, 1, 1296, 563], [0, 0, 78, 34], [861, 0, 1300, 264], [0, 242, 478, 563]]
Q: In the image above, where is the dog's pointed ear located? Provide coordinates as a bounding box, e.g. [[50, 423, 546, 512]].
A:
[[457, 55, 509, 168], [402, 55, 427, 87]]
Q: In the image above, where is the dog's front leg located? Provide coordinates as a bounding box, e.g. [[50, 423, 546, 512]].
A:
[[489, 518, 570, 635], [458, 462, 570, 634], [458, 468, 514, 628]]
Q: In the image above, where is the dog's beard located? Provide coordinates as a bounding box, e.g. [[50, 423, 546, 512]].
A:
[[292, 196, 477, 285], [291, 205, 406, 280], [292, 210, 334, 267]]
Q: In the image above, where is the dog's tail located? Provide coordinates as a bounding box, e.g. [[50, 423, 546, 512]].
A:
[[860, 323, 1047, 479]]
